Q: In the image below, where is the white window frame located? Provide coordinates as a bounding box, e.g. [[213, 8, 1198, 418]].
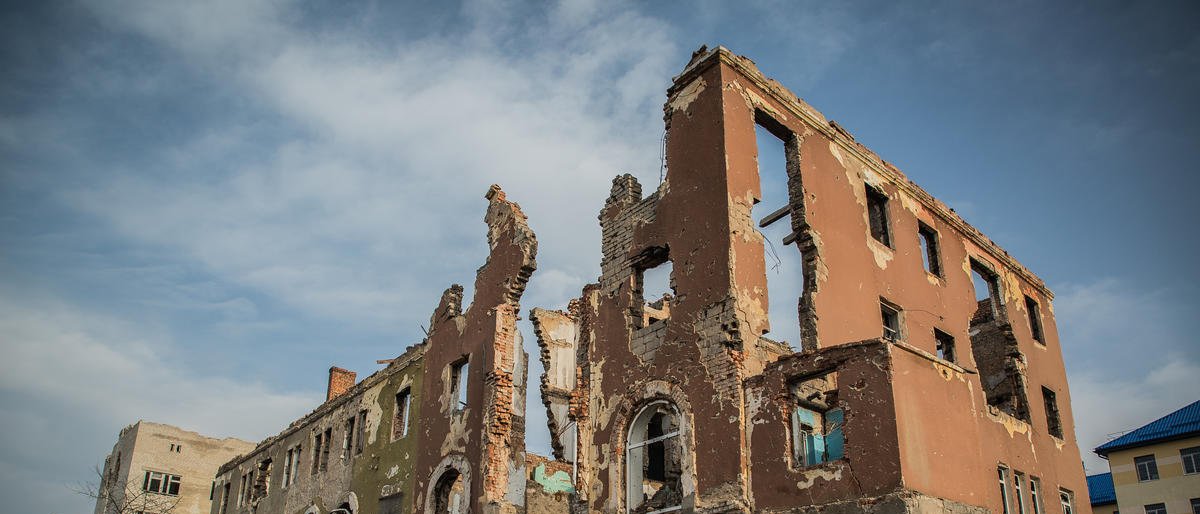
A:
[[1059, 488, 1074, 514], [1181, 446, 1200, 474], [998, 466, 1011, 514], [1134, 454, 1159, 482]]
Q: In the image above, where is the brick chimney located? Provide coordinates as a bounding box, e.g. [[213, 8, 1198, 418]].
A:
[[327, 366, 357, 402]]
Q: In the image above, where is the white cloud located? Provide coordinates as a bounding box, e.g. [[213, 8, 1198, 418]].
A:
[[0, 290, 317, 514]]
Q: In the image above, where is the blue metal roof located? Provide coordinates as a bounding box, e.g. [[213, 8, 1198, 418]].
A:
[[1095, 400, 1200, 456], [1086, 473, 1116, 506]]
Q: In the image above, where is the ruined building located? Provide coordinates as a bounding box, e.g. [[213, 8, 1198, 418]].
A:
[[202, 46, 1089, 514], [94, 421, 255, 514]]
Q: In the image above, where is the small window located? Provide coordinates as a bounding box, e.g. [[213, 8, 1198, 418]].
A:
[[321, 428, 331, 471], [282, 447, 295, 488], [866, 184, 891, 246], [1189, 498, 1200, 514], [343, 416, 356, 460], [1029, 477, 1044, 514], [881, 300, 902, 341], [791, 405, 845, 467], [998, 467, 1011, 514], [1042, 387, 1063, 438], [1144, 503, 1166, 514], [1025, 295, 1045, 344], [1058, 489, 1074, 514], [450, 358, 469, 411], [1181, 446, 1200, 474], [935, 329, 956, 363], [394, 388, 412, 439], [219, 482, 230, 514], [142, 471, 182, 496], [918, 222, 942, 276], [1134, 454, 1159, 481], [311, 432, 323, 475]]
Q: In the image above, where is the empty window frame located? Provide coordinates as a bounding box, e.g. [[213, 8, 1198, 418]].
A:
[[918, 222, 942, 276], [342, 416, 356, 460], [394, 388, 412, 439], [311, 431, 323, 475], [320, 428, 331, 471], [1059, 489, 1074, 514], [240, 471, 253, 505], [866, 184, 891, 247], [970, 259, 1002, 323], [449, 359, 469, 411], [998, 467, 1011, 514], [1144, 504, 1166, 514], [143, 471, 182, 496], [355, 410, 367, 454], [1042, 387, 1063, 438], [935, 329, 956, 363], [253, 459, 271, 499], [753, 120, 806, 348], [881, 300, 902, 341], [1029, 477, 1044, 514], [789, 373, 844, 468], [1134, 454, 1160, 481], [282, 446, 296, 488], [1182, 446, 1200, 474], [219, 482, 230, 514], [626, 401, 684, 514], [1025, 295, 1045, 344]]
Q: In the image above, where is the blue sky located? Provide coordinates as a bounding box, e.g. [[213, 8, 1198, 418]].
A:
[[2, 1, 1198, 512]]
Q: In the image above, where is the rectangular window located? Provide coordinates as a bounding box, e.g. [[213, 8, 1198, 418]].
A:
[[1042, 387, 1063, 438], [1059, 489, 1074, 514], [282, 447, 293, 488], [219, 482, 230, 514], [242, 471, 253, 504], [1013, 472, 1027, 514], [881, 300, 901, 341], [1135, 454, 1160, 481], [343, 416, 355, 460], [791, 405, 844, 467], [450, 358, 469, 411], [1182, 446, 1200, 474], [918, 222, 942, 276], [1190, 498, 1199, 514], [311, 432, 323, 475], [210, 481, 216, 501], [355, 410, 367, 454], [935, 329, 956, 363], [237, 474, 246, 506], [998, 467, 1011, 514], [394, 388, 412, 439], [866, 184, 891, 246], [321, 427, 331, 471], [1144, 503, 1166, 514], [1030, 477, 1043, 514], [142, 471, 182, 496], [1025, 295, 1045, 343], [971, 259, 1002, 323]]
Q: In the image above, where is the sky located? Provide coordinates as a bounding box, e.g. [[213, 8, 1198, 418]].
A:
[[1, 1, 1198, 512]]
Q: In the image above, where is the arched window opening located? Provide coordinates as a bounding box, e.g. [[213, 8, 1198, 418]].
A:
[[626, 402, 684, 514], [433, 469, 466, 514]]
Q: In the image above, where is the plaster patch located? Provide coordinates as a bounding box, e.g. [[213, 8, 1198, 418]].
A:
[[868, 239, 894, 269], [828, 141, 846, 168], [795, 466, 843, 489], [668, 77, 707, 113]]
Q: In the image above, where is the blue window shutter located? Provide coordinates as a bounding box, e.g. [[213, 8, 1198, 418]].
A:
[[825, 408, 845, 461]]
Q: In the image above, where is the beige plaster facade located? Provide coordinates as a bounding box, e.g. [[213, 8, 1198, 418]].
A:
[[1105, 437, 1200, 514]]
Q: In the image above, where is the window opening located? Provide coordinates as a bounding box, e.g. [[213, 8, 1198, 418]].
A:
[[789, 372, 844, 467], [379, 492, 405, 514], [1144, 504, 1165, 514], [1013, 471, 1027, 514], [143, 471, 182, 496], [881, 300, 902, 341], [1134, 454, 1159, 481], [866, 184, 891, 247], [935, 329, 956, 363], [1190, 498, 1200, 514], [1042, 387, 1063, 438], [1182, 446, 1200, 474], [219, 482, 230, 514], [1029, 477, 1043, 514], [343, 416, 356, 460], [918, 222, 942, 276], [970, 259, 1002, 323], [1025, 295, 1045, 343], [753, 122, 805, 349], [253, 458, 271, 500], [638, 258, 674, 326], [283, 447, 295, 488], [433, 469, 466, 514], [449, 359, 469, 411], [626, 401, 683, 514], [1059, 489, 1074, 514], [311, 432, 323, 475], [355, 410, 367, 454], [394, 389, 412, 439], [998, 467, 1011, 514]]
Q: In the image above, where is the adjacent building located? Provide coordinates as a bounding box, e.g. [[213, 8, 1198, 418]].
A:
[[94, 421, 255, 514], [1086, 473, 1116, 514], [1092, 400, 1200, 514]]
